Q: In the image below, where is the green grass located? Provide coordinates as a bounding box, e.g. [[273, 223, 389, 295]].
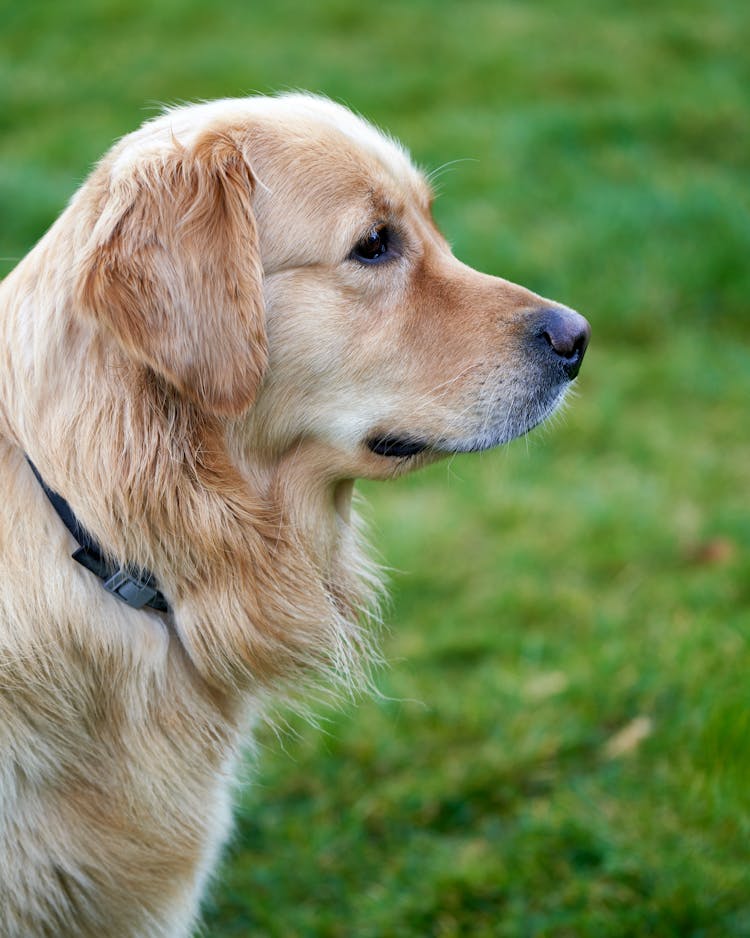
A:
[[2, 1, 749, 935]]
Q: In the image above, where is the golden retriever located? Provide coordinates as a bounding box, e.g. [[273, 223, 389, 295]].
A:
[[0, 94, 589, 936]]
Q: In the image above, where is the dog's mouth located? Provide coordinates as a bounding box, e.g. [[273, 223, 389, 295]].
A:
[[366, 384, 571, 460], [366, 435, 430, 458]]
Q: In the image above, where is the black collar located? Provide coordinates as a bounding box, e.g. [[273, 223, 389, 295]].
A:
[[26, 458, 170, 613]]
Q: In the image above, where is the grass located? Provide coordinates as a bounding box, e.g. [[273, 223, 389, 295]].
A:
[[2, 0, 749, 934]]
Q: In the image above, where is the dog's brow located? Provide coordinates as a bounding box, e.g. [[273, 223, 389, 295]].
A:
[[368, 187, 416, 222]]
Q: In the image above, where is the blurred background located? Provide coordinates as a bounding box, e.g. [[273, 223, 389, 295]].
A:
[[2, 1, 749, 935]]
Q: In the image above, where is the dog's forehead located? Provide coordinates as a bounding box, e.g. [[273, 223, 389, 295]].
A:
[[258, 116, 430, 214]]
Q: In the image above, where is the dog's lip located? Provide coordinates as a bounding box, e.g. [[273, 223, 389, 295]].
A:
[[365, 432, 498, 459], [366, 435, 430, 458], [365, 434, 498, 458], [366, 434, 500, 459]]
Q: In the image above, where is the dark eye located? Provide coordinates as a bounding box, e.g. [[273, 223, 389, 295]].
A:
[[350, 225, 391, 264]]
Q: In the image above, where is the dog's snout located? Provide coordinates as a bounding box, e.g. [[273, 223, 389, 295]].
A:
[[535, 307, 591, 379]]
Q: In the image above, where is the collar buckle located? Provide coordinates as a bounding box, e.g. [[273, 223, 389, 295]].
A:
[[103, 570, 160, 610]]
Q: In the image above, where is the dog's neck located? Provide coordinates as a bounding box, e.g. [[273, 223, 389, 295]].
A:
[[234, 439, 382, 683]]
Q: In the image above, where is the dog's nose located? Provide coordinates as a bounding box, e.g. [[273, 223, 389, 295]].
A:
[[535, 307, 591, 379]]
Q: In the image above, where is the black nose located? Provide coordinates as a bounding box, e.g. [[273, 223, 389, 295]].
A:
[[536, 307, 591, 379]]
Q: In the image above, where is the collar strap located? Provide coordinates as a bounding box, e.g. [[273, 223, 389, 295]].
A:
[[26, 458, 170, 613]]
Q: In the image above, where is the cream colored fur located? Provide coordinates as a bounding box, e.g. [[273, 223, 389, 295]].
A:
[[0, 94, 581, 936]]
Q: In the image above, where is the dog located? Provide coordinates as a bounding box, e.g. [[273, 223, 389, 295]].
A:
[[0, 94, 589, 936]]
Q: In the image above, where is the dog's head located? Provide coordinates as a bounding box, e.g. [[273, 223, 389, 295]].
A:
[[77, 94, 589, 481]]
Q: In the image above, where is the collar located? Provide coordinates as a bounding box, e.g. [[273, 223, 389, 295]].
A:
[[26, 458, 170, 613]]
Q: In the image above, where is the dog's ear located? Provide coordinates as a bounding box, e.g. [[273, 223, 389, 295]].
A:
[[78, 130, 267, 416]]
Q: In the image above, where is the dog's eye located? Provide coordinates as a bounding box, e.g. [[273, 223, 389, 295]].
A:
[[351, 225, 391, 264]]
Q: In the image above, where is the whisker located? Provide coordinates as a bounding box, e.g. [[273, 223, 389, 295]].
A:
[[425, 157, 480, 184]]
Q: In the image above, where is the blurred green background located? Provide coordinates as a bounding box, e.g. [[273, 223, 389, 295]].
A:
[[2, 1, 749, 935]]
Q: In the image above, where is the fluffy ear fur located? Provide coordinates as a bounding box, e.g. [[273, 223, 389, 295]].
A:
[[77, 130, 267, 416]]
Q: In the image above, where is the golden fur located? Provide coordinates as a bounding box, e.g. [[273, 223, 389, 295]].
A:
[[0, 94, 588, 936]]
